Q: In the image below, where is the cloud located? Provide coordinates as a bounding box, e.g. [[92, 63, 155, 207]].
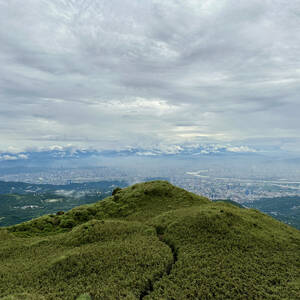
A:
[[0, 0, 299, 151], [0, 153, 28, 161], [226, 146, 257, 153]]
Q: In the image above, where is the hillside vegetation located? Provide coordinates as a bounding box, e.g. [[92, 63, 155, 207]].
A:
[[0, 181, 300, 299]]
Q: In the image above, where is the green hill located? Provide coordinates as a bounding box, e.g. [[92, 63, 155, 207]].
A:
[[245, 196, 300, 230], [0, 181, 299, 299], [213, 199, 245, 208]]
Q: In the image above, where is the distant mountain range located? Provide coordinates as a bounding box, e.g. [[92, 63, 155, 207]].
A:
[[0, 180, 127, 195], [2, 142, 300, 167], [245, 196, 300, 230], [0, 144, 262, 162], [0, 180, 127, 227], [0, 144, 259, 161], [0, 144, 271, 172]]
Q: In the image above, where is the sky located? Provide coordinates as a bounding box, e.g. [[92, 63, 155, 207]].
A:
[[1, 0, 300, 153]]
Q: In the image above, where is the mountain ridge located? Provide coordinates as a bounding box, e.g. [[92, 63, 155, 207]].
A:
[[1, 181, 300, 299]]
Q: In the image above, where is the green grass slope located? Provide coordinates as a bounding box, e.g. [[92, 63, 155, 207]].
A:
[[213, 198, 245, 208], [0, 181, 300, 299], [7, 181, 209, 235]]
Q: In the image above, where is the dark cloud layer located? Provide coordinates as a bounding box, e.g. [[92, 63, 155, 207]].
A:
[[0, 0, 300, 152]]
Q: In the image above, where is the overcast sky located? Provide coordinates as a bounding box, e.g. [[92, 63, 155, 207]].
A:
[[1, 0, 300, 152]]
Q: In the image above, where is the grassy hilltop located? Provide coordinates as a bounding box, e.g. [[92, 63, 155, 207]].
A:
[[0, 181, 300, 299]]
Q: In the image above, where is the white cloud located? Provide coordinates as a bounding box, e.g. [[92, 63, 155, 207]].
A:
[[226, 146, 257, 153], [1, 155, 18, 161], [0, 0, 299, 151], [136, 151, 157, 156], [0, 153, 28, 161], [17, 154, 28, 159]]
